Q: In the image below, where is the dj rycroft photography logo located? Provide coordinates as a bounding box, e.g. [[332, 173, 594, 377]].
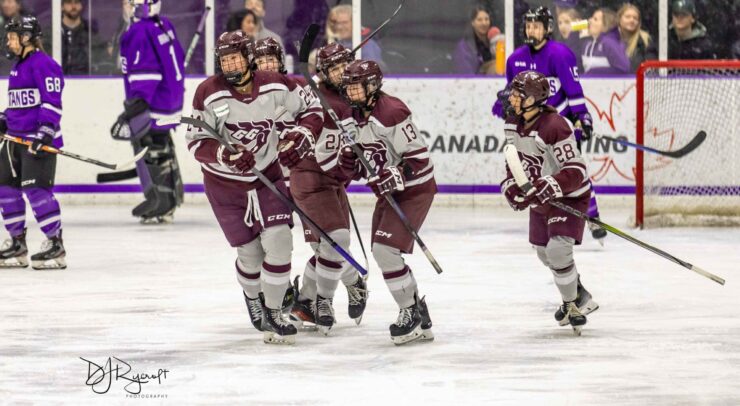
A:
[[80, 356, 170, 398]]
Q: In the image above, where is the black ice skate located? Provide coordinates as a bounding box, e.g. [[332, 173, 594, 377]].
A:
[[561, 301, 587, 336], [416, 294, 434, 341], [390, 303, 423, 345], [262, 306, 297, 345], [243, 292, 264, 332], [31, 233, 66, 270], [315, 294, 335, 336], [288, 276, 317, 330], [0, 229, 28, 269], [345, 275, 368, 325], [589, 220, 607, 246], [554, 277, 599, 326]]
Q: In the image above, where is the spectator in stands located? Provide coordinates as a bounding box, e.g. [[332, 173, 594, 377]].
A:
[[556, 6, 582, 52], [326, 5, 384, 68], [227, 9, 258, 37], [61, 0, 103, 75], [606, 3, 656, 72], [244, 0, 284, 47], [453, 6, 498, 74], [577, 7, 630, 74], [668, 0, 718, 59], [0, 0, 24, 75]]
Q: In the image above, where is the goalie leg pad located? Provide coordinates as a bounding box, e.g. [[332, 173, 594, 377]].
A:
[[131, 131, 183, 218]]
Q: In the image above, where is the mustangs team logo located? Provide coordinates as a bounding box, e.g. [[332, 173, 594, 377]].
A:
[[224, 119, 274, 151], [360, 140, 389, 172]]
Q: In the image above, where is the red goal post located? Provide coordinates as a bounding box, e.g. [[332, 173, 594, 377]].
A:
[[635, 60, 740, 228]]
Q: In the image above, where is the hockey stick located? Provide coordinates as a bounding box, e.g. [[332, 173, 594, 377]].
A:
[[1, 134, 148, 171], [184, 6, 211, 68], [348, 205, 370, 274], [97, 7, 211, 184], [349, 0, 406, 55], [299, 24, 443, 275], [503, 144, 725, 286], [595, 131, 706, 159], [181, 115, 368, 276]]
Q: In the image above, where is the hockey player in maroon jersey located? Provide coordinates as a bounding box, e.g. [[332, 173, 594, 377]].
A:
[[253, 38, 368, 334], [337, 60, 434, 345], [185, 31, 324, 345], [500, 71, 599, 333]]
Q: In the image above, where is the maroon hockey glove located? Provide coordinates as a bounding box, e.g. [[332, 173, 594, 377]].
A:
[[278, 126, 314, 168], [368, 166, 405, 197], [533, 176, 563, 205], [217, 144, 256, 174], [338, 146, 359, 178], [501, 178, 530, 211]]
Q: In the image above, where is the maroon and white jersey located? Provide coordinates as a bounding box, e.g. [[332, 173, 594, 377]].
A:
[[504, 110, 590, 198], [340, 94, 434, 188], [186, 71, 323, 188]]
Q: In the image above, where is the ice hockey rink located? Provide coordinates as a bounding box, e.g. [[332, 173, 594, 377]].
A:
[[1, 201, 738, 404]]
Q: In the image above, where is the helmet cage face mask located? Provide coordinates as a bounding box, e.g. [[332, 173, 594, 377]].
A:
[[130, 0, 161, 21], [341, 61, 383, 110], [316, 44, 354, 89], [254, 38, 286, 74], [216, 31, 255, 85]]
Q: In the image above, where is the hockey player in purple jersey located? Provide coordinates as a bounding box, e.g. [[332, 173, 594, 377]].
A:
[[501, 71, 599, 334], [110, 0, 185, 224], [0, 16, 66, 270], [493, 7, 607, 243]]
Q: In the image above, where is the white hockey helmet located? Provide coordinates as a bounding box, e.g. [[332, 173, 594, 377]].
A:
[[130, 0, 161, 21]]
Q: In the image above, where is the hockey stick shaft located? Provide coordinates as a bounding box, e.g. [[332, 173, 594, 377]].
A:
[[184, 6, 211, 68], [181, 116, 368, 276], [350, 0, 405, 55], [595, 131, 706, 159], [503, 144, 725, 286], [299, 24, 443, 275], [2, 134, 146, 170], [348, 204, 369, 273]]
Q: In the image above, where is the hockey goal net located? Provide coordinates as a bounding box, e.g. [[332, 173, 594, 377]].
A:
[[635, 60, 740, 228]]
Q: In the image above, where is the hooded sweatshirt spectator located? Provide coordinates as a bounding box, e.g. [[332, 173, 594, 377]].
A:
[[577, 8, 630, 75]]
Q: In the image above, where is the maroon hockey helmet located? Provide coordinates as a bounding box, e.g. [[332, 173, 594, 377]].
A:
[[215, 30, 256, 84], [254, 37, 286, 74], [511, 70, 550, 111], [316, 43, 354, 85], [341, 60, 383, 109]]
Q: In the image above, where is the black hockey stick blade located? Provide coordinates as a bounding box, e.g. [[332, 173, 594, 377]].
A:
[[299, 24, 320, 64], [350, 0, 406, 55], [97, 168, 138, 183], [598, 130, 706, 159]]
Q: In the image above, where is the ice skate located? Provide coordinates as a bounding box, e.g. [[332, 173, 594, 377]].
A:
[[589, 220, 607, 246], [262, 306, 297, 345], [30, 233, 66, 270], [416, 294, 434, 341], [390, 303, 423, 345], [554, 277, 599, 326], [0, 229, 28, 269], [315, 294, 335, 336], [243, 292, 264, 332], [559, 301, 587, 336], [345, 275, 368, 325], [289, 277, 317, 330]]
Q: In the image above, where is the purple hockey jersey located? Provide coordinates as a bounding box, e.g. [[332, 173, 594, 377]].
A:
[[493, 41, 588, 120], [5, 50, 64, 148], [120, 16, 185, 131]]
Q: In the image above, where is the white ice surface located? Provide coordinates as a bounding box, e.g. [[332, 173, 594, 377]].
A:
[[1, 204, 739, 405]]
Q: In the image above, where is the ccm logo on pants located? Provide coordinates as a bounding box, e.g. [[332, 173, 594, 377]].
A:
[[548, 216, 568, 225], [267, 214, 291, 222], [375, 230, 393, 239]]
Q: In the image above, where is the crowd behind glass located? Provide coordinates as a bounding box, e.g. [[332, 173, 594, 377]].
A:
[[0, 0, 737, 77]]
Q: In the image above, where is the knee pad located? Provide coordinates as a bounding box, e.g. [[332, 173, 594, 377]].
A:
[[236, 240, 265, 273], [535, 245, 550, 268], [372, 243, 404, 272], [545, 236, 575, 271], [319, 229, 350, 262], [261, 224, 293, 265]]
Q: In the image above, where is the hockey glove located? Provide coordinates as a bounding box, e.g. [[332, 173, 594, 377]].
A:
[[217, 144, 256, 174], [574, 112, 593, 142], [532, 176, 563, 205], [28, 124, 55, 155], [0, 111, 7, 134], [278, 126, 314, 168], [368, 166, 405, 197], [110, 98, 151, 141], [493, 83, 514, 120], [501, 178, 530, 211]]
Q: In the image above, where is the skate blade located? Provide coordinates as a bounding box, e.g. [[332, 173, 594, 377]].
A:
[[31, 257, 66, 270], [572, 326, 582, 336], [558, 301, 599, 326], [0, 257, 29, 268], [391, 326, 423, 346], [289, 315, 317, 331], [353, 315, 363, 326], [420, 328, 435, 341], [318, 325, 332, 336], [263, 331, 296, 345], [140, 215, 173, 225]]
